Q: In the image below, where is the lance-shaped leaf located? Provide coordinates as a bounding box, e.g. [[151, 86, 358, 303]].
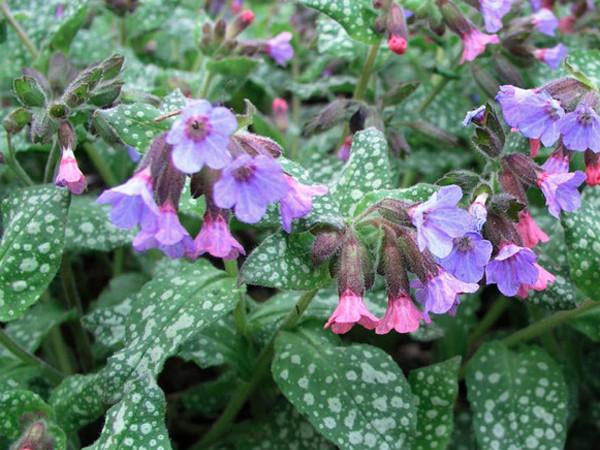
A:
[[83, 375, 172, 450], [408, 357, 461, 450], [466, 342, 568, 450], [272, 330, 417, 450], [0, 186, 69, 321], [331, 127, 393, 217]]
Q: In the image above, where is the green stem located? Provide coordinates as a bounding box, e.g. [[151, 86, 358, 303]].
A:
[[502, 299, 599, 347], [467, 297, 509, 348], [199, 71, 215, 98], [60, 255, 95, 372], [353, 43, 381, 102], [0, 1, 39, 59], [119, 16, 127, 46], [417, 76, 451, 114], [113, 247, 125, 276], [44, 138, 60, 184], [47, 327, 75, 375], [192, 288, 319, 449], [5, 134, 33, 186], [83, 142, 119, 187], [289, 55, 301, 160], [0, 328, 64, 383]]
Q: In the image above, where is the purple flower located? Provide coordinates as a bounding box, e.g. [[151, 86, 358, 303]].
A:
[[514, 91, 564, 146], [279, 174, 328, 233], [496, 85, 536, 128], [534, 44, 568, 69], [462, 105, 486, 126], [409, 185, 471, 259], [536, 169, 586, 218], [97, 167, 159, 229], [190, 211, 245, 260], [337, 135, 352, 162], [213, 154, 289, 224], [166, 100, 237, 174], [531, 8, 559, 35], [559, 104, 600, 153], [485, 243, 539, 296], [127, 146, 141, 162], [440, 232, 493, 283], [541, 147, 570, 174], [413, 269, 479, 315], [481, 0, 514, 33], [460, 28, 499, 63], [133, 202, 194, 259], [265, 32, 294, 66]]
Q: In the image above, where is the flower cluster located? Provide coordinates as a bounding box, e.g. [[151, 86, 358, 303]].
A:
[[98, 99, 327, 259]]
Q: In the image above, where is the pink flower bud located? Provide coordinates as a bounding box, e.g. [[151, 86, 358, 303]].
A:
[[55, 148, 86, 195]]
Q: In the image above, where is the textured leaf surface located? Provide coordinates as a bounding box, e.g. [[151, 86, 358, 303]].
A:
[[83, 375, 171, 450], [561, 188, 600, 299], [300, 0, 379, 44], [565, 49, 600, 90], [66, 196, 135, 252], [466, 342, 568, 450], [241, 232, 331, 290], [331, 127, 393, 217], [272, 331, 416, 450], [408, 357, 461, 450], [0, 389, 52, 438], [353, 183, 437, 217], [0, 186, 68, 321]]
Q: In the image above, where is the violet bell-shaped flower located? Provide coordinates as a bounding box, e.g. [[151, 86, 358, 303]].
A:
[[279, 174, 328, 233], [485, 243, 539, 296]]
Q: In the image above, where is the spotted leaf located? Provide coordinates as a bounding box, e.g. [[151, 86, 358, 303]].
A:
[[241, 232, 331, 290], [299, 0, 379, 45], [565, 49, 600, 90], [352, 183, 437, 218], [466, 342, 568, 450], [83, 374, 172, 450], [561, 188, 600, 300], [408, 357, 461, 450], [0, 186, 68, 322], [272, 331, 417, 450], [331, 127, 393, 217]]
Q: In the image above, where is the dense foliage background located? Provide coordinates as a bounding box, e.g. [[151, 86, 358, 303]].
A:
[[0, 1, 599, 449]]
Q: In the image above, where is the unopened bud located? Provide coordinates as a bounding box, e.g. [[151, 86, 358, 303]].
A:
[[214, 19, 227, 43], [382, 230, 410, 297], [311, 229, 344, 266], [58, 121, 75, 151], [502, 153, 539, 186], [225, 10, 255, 40], [485, 210, 522, 247], [386, 3, 409, 55], [584, 149, 600, 187], [3, 108, 31, 134], [303, 99, 360, 135], [272, 97, 289, 132], [338, 231, 367, 296], [437, 0, 472, 36], [229, 133, 283, 158], [499, 168, 528, 205]]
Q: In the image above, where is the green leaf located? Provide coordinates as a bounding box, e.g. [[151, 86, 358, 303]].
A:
[[331, 127, 393, 217], [561, 188, 600, 299], [0, 389, 52, 438], [408, 357, 461, 450], [0, 186, 69, 321], [182, 371, 237, 417], [0, 356, 45, 391], [83, 374, 172, 450], [568, 306, 600, 341], [565, 49, 600, 91], [291, 76, 357, 100], [240, 232, 331, 290], [126, 0, 180, 37], [207, 57, 259, 78], [48, 0, 90, 51], [65, 196, 135, 252], [352, 183, 437, 218], [13, 75, 46, 107], [299, 0, 380, 45], [466, 342, 568, 450], [316, 18, 366, 60], [272, 331, 417, 450], [3, 300, 74, 354]]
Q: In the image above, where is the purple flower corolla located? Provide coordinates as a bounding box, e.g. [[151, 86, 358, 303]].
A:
[[133, 202, 194, 259], [462, 105, 486, 126], [460, 28, 500, 63], [485, 243, 539, 296], [213, 154, 289, 224], [166, 100, 237, 174], [531, 8, 558, 35], [97, 167, 159, 229], [265, 32, 294, 66], [440, 232, 493, 283], [496, 85, 535, 128], [279, 174, 328, 233], [559, 104, 600, 153], [191, 211, 245, 260], [481, 0, 514, 33], [514, 91, 564, 146], [127, 146, 141, 162], [542, 148, 570, 174], [413, 269, 479, 315], [534, 44, 568, 69], [409, 185, 471, 259], [537, 169, 586, 218]]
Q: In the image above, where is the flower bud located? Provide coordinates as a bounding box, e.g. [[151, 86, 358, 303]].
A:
[[437, 0, 471, 36], [387, 3, 409, 55], [396, 228, 437, 282], [30, 111, 56, 144], [502, 153, 539, 186], [100, 54, 125, 80], [303, 99, 360, 135], [226, 10, 255, 39], [58, 121, 75, 151], [311, 229, 344, 266], [3, 108, 31, 134], [499, 168, 528, 205], [470, 105, 505, 158], [382, 230, 410, 297], [229, 132, 283, 158], [214, 18, 227, 44], [541, 77, 590, 111], [338, 231, 367, 296], [584, 149, 600, 186], [484, 210, 522, 247], [272, 97, 289, 132]]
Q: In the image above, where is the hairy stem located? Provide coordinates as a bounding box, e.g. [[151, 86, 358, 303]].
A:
[[0, 328, 64, 383], [192, 288, 319, 449], [43, 138, 60, 184], [0, 1, 40, 59], [467, 296, 509, 349], [354, 43, 381, 102], [5, 134, 34, 186]]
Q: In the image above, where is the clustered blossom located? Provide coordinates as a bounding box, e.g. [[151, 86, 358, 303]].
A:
[[480, 0, 514, 33], [98, 98, 326, 260]]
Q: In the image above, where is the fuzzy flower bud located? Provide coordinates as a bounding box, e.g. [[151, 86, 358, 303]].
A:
[[584, 149, 600, 186], [272, 97, 289, 132]]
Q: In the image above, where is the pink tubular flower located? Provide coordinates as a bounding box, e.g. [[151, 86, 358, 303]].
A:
[[324, 289, 379, 334], [460, 28, 499, 63], [534, 44, 568, 70], [585, 150, 600, 186], [279, 174, 328, 233], [375, 293, 423, 334], [191, 210, 245, 260], [516, 210, 549, 248], [338, 135, 352, 162], [265, 32, 294, 66], [517, 263, 555, 298], [529, 138, 541, 157], [388, 35, 408, 55], [55, 148, 86, 195]]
